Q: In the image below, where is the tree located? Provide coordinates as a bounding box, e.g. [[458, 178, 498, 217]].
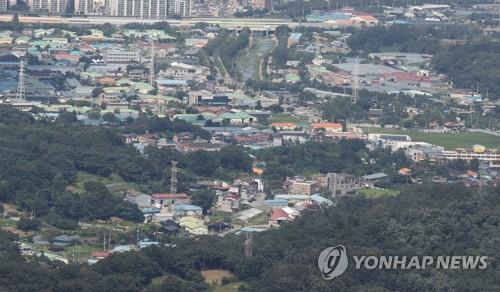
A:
[[190, 189, 216, 214], [102, 112, 119, 123], [16, 217, 41, 231]]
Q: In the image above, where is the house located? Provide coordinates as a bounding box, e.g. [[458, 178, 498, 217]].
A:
[[271, 122, 299, 131], [126, 190, 152, 208], [208, 222, 232, 233], [269, 208, 293, 226], [151, 193, 191, 208], [160, 219, 181, 235], [90, 251, 111, 260], [179, 216, 208, 235], [398, 168, 412, 176], [360, 172, 388, 187], [173, 204, 203, 217], [51, 235, 81, 246], [283, 177, 319, 195], [368, 108, 384, 121]]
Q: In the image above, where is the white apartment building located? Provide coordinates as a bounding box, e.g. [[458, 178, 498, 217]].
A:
[[103, 49, 141, 64], [0, 0, 8, 12], [106, 0, 190, 18], [74, 0, 93, 14], [29, 0, 67, 13]]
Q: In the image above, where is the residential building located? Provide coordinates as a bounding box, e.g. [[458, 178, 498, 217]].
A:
[[126, 190, 152, 208], [106, 0, 190, 18], [103, 49, 141, 64], [179, 216, 208, 235], [0, 0, 8, 12], [442, 148, 500, 164], [74, 0, 93, 14], [30, 0, 67, 13], [284, 177, 318, 196]]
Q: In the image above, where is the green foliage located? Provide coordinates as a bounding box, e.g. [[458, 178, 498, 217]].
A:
[[257, 140, 409, 190], [432, 40, 500, 97], [124, 116, 211, 141], [16, 217, 41, 231], [190, 189, 216, 214], [348, 24, 482, 55]]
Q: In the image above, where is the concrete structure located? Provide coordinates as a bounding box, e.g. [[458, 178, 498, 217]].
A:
[[327, 172, 358, 197], [442, 149, 500, 164]]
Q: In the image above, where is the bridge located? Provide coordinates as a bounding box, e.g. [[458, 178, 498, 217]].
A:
[[0, 15, 335, 31]]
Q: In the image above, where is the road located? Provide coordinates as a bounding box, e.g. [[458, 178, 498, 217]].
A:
[[0, 15, 335, 30]]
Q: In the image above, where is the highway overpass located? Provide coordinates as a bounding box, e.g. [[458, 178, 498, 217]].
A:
[[0, 15, 335, 30]]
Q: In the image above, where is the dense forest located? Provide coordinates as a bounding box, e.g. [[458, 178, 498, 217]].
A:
[[0, 106, 251, 223], [347, 24, 482, 55], [1, 183, 498, 291]]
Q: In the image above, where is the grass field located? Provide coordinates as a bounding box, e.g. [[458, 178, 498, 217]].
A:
[[71, 172, 133, 195], [364, 128, 500, 150], [357, 188, 399, 198], [269, 113, 310, 128]]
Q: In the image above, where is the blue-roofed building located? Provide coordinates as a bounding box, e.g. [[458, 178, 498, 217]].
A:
[[288, 33, 303, 47], [138, 239, 160, 249], [274, 194, 312, 204], [173, 204, 203, 217], [265, 199, 289, 208], [236, 227, 268, 234], [142, 207, 161, 214], [156, 79, 188, 87]]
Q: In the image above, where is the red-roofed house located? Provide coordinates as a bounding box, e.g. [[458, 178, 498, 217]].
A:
[[269, 208, 293, 226], [91, 251, 111, 260], [271, 122, 299, 131]]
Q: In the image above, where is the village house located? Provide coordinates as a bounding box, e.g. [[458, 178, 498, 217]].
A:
[[151, 193, 191, 208]]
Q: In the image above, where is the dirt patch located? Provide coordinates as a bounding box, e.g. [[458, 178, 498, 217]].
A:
[[201, 269, 234, 285]]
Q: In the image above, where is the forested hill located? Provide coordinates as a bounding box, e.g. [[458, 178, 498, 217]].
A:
[[1, 183, 498, 291]]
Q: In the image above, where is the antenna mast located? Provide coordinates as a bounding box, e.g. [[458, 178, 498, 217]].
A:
[[170, 161, 178, 194], [352, 57, 359, 104], [149, 38, 155, 87], [16, 59, 26, 101], [244, 233, 253, 258]]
